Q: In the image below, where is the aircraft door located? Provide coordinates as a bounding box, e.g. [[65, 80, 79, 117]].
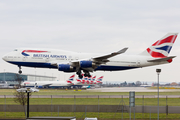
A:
[[136, 60, 141, 67], [23, 56, 27, 61], [45, 57, 49, 62]]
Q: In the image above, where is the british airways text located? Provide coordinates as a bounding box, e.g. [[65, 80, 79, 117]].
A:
[[33, 54, 67, 58]]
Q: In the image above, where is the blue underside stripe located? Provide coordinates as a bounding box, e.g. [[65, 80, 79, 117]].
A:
[[22, 52, 30, 56], [8, 61, 57, 68], [7, 61, 138, 71]]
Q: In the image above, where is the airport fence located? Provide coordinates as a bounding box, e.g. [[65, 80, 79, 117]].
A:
[[1, 95, 180, 119]]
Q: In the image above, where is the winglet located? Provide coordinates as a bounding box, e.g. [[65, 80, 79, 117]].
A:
[[117, 47, 128, 54], [110, 47, 128, 57], [93, 47, 128, 61]]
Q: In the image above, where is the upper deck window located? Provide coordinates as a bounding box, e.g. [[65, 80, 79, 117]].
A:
[[14, 49, 18, 51]]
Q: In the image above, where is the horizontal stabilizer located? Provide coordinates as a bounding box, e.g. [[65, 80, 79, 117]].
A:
[[147, 56, 176, 62]]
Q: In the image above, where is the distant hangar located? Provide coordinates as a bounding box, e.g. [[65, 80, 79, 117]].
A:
[[0, 72, 56, 86]]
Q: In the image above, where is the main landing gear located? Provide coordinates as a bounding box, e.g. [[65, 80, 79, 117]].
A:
[[84, 70, 91, 77], [18, 66, 22, 74], [76, 69, 91, 78], [76, 69, 83, 79]]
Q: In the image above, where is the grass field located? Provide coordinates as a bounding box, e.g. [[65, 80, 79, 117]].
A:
[[0, 112, 180, 120], [1, 89, 180, 95], [0, 98, 180, 106]]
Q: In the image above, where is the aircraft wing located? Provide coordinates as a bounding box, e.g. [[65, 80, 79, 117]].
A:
[[51, 48, 128, 72], [92, 47, 128, 61], [70, 47, 128, 69], [147, 56, 176, 62]]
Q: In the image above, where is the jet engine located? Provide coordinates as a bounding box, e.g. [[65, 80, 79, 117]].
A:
[[80, 61, 96, 68], [58, 64, 74, 72]]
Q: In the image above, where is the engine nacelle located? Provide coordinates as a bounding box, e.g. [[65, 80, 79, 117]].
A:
[[58, 64, 74, 72], [80, 61, 96, 68]]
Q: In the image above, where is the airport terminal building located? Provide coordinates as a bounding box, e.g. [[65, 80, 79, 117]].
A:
[[0, 72, 56, 86]]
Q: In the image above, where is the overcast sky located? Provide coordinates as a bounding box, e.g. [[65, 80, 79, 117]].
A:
[[0, 0, 180, 83]]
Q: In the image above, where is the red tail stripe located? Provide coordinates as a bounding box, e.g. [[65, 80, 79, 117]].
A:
[[152, 35, 177, 46], [22, 50, 48, 53], [147, 48, 166, 58]]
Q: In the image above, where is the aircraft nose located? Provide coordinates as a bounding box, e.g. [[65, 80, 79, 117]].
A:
[[2, 55, 7, 61]]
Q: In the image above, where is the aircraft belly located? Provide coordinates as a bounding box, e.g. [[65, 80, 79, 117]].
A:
[[7, 61, 57, 68], [95, 65, 138, 71]]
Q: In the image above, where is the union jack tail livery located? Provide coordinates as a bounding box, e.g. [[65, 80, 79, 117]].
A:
[[68, 74, 75, 81], [76, 78, 82, 82], [76, 74, 84, 82], [92, 76, 96, 81], [141, 33, 178, 58], [96, 76, 103, 84], [66, 74, 75, 84], [82, 76, 89, 84]]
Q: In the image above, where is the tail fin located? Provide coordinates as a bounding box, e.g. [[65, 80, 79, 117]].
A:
[[88, 76, 92, 81], [83, 76, 88, 81], [92, 76, 96, 81], [76, 74, 84, 82], [66, 75, 74, 84], [96, 76, 103, 82], [68, 74, 75, 81], [140, 33, 178, 58]]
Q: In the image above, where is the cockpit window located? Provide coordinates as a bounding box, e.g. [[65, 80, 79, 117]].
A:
[[14, 49, 18, 51]]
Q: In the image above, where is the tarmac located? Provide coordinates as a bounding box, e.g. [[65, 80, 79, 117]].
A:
[[87, 87, 180, 92], [1, 87, 180, 98]]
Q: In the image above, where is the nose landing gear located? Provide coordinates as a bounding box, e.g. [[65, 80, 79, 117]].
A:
[[18, 66, 22, 74]]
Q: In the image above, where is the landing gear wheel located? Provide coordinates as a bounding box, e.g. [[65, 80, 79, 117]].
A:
[[77, 69, 83, 78], [18, 66, 22, 74], [84, 72, 91, 77], [18, 70, 22, 74], [88, 74, 91, 77], [79, 74, 83, 79]]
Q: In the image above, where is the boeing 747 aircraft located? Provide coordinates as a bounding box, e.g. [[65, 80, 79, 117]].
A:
[[2, 33, 178, 78]]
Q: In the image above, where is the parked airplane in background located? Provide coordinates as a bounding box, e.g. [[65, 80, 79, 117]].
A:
[[21, 75, 75, 88], [140, 84, 151, 87], [2, 33, 178, 78]]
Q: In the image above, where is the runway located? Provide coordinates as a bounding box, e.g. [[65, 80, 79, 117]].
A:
[[1, 94, 180, 98], [88, 87, 180, 92]]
